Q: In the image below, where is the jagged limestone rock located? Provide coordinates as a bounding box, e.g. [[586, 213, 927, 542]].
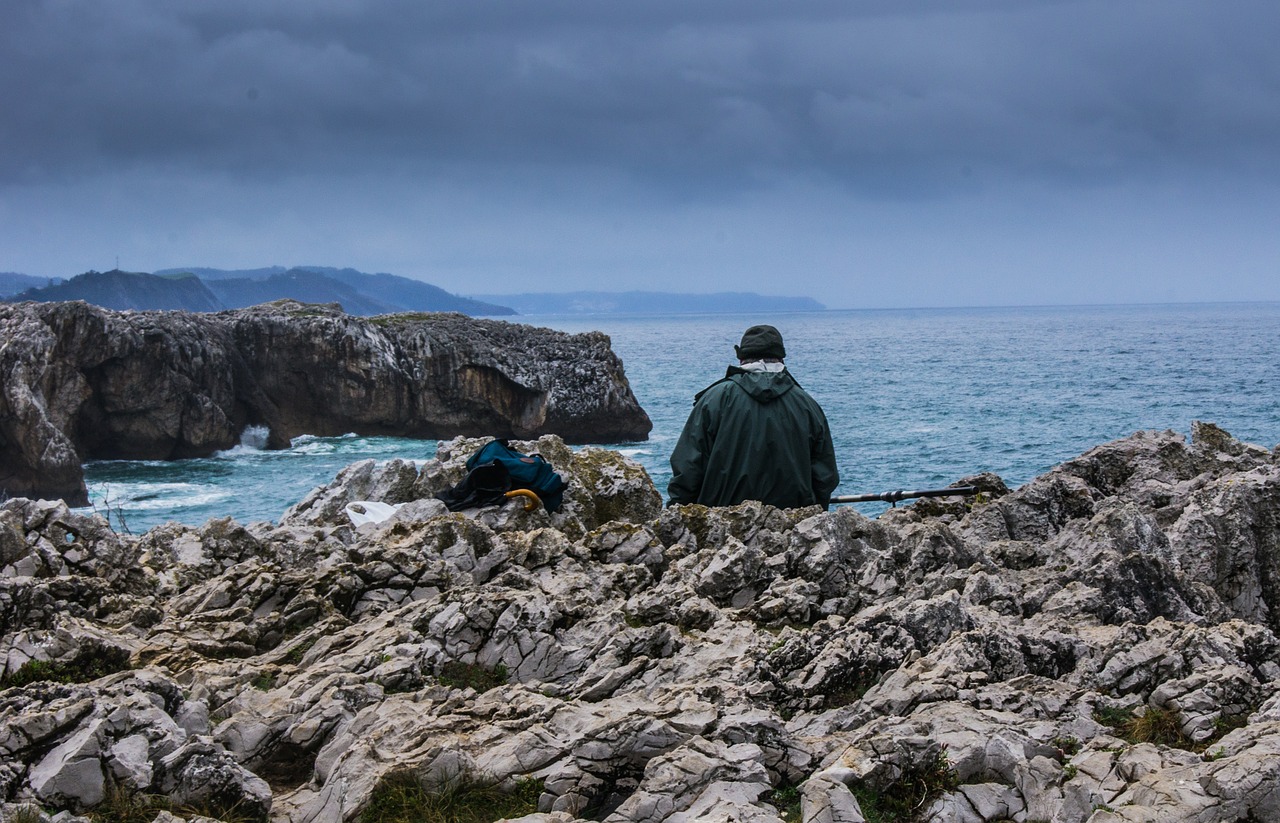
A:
[[3, 425, 1280, 822]]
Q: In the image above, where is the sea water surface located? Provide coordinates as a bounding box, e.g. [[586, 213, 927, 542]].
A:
[[81, 303, 1280, 532]]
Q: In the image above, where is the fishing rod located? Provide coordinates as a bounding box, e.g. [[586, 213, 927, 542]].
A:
[[830, 486, 980, 507]]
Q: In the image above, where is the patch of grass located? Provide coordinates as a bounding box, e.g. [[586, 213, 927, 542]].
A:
[[87, 783, 156, 823], [1051, 736, 1082, 757], [360, 771, 542, 823], [851, 750, 959, 823], [283, 637, 318, 665], [437, 661, 508, 692], [1123, 706, 1192, 748], [251, 671, 278, 691], [9, 805, 47, 823], [622, 613, 649, 629], [766, 784, 803, 823], [1093, 704, 1137, 730], [88, 779, 262, 823], [1095, 704, 1256, 754], [1, 646, 132, 689], [1210, 712, 1249, 739], [1094, 705, 1227, 752]]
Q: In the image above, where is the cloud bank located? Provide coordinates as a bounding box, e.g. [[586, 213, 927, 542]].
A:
[[3, 0, 1278, 307]]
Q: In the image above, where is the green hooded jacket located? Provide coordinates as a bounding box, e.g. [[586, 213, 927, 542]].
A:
[[668, 367, 839, 509]]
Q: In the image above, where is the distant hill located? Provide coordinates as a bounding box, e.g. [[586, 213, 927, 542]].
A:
[[158, 266, 516, 316], [0, 272, 61, 297], [7, 270, 223, 311], [297, 267, 514, 316], [10, 266, 516, 316], [202, 270, 396, 315], [155, 266, 288, 282], [470, 291, 826, 315], [5, 270, 825, 318]]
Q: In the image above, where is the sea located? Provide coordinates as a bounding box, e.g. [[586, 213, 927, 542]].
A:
[[79, 303, 1280, 534]]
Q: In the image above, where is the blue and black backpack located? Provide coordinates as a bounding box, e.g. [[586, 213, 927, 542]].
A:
[[435, 439, 568, 513]]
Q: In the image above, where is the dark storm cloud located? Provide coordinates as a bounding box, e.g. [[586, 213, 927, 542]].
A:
[[4, 0, 1278, 194]]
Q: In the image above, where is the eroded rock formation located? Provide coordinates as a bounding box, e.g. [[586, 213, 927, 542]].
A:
[[2, 422, 1280, 823], [0, 300, 651, 505]]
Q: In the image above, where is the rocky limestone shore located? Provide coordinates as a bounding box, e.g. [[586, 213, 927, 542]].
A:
[[2, 422, 1280, 823], [0, 300, 651, 505]]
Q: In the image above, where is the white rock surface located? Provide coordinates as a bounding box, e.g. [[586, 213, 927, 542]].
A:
[[3, 426, 1280, 823]]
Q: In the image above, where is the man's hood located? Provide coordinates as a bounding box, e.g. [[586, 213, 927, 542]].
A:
[[725, 367, 796, 403]]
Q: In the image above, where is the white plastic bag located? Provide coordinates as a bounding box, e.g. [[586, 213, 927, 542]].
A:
[[345, 500, 402, 526]]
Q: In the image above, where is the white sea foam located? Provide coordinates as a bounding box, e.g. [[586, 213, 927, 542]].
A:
[[128, 489, 232, 511], [215, 424, 273, 457], [86, 482, 232, 512], [238, 425, 271, 450], [290, 433, 361, 455]]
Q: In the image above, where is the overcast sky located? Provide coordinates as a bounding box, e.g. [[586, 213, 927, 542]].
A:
[[3, 0, 1277, 309]]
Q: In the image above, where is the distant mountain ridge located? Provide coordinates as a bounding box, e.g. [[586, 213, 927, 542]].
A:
[[7, 267, 516, 317], [162, 266, 517, 316], [0, 272, 62, 297], [155, 266, 288, 282], [201, 271, 394, 315], [4, 268, 826, 317], [6, 270, 223, 312], [471, 290, 826, 315]]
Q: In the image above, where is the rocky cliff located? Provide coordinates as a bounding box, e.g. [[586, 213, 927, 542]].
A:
[[0, 301, 651, 505], [2, 422, 1280, 823]]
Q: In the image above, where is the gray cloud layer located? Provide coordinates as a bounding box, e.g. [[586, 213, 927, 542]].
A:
[[3, 0, 1279, 305], [9, 1, 1277, 186]]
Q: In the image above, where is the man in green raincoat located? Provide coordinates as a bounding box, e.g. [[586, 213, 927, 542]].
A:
[[668, 325, 839, 509]]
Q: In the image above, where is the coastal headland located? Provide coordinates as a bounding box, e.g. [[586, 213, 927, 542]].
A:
[[0, 300, 651, 505], [2, 422, 1280, 821]]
